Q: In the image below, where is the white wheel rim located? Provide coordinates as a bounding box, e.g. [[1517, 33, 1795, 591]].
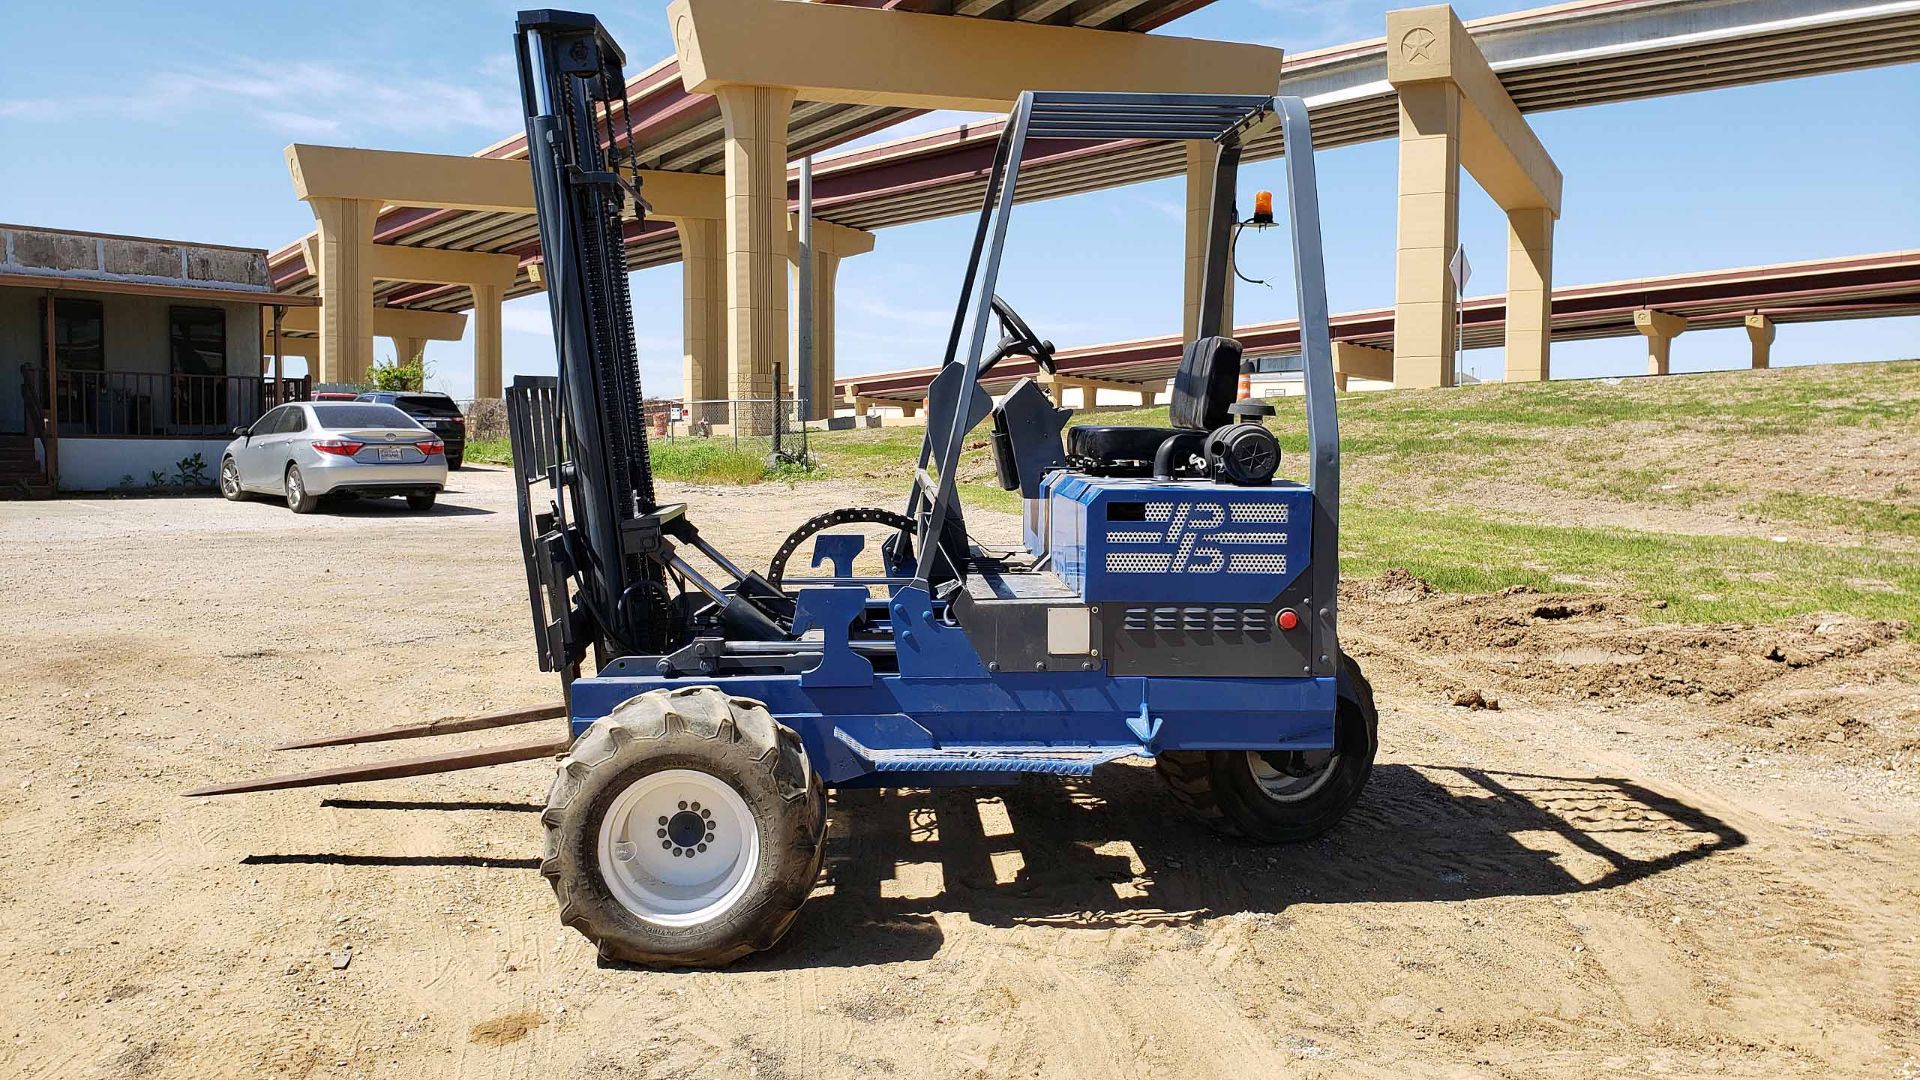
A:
[[287, 470, 302, 503], [1246, 749, 1338, 803], [221, 461, 238, 496], [597, 768, 760, 927]]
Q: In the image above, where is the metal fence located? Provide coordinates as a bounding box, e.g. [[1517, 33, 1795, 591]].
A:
[[648, 398, 814, 468], [22, 364, 309, 438]]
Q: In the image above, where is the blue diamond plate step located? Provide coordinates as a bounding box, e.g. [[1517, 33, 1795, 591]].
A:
[[833, 730, 1143, 777]]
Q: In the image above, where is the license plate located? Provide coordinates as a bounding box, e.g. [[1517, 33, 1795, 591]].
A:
[[378, 446, 405, 462]]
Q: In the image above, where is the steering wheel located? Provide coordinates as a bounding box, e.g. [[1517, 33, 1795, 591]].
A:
[[981, 295, 1056, 377]]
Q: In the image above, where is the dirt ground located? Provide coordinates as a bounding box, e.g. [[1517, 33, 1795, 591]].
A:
[[2, 466, 1916, 1079]]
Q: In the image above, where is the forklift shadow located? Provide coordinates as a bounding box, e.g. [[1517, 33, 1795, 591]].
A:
[[760, 761, 1745, 970]]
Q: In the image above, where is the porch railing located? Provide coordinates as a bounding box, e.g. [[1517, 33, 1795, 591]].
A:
[[20, 365, 310, 438]]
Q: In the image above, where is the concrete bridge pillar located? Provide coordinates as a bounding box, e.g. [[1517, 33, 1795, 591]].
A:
[[308, 197, 379, 386], [1634, 309, 1687, 375], [1184, 141, 1234, 344], [1745, 313, 1775, 369], [716, 85, 796, 432], [1505, 207, 1554, 382], [1391, 81, 1462, 389], [671, 217, 728, 417], [471, 284, 503, 400], [787, 219, 873, 422]]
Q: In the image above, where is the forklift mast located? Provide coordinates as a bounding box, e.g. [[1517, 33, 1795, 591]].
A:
[[511, 10, 666, 665]]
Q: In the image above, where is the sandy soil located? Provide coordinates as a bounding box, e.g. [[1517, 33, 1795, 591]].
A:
[[2, 467, 1916, 1079]]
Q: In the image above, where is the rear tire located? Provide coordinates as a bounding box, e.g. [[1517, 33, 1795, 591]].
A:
[[406, 492, 436, 511], [541, 686, 825, 968], [284, 464, 319, 514], [1157, 653, 1377, 843], [446, 454, 463, 471], [219, 457, 245, 502]]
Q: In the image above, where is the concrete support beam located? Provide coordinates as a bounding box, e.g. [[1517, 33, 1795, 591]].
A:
[[670, 0, 1285, 111], [1391, 81, 1461, 389], [717, 85, 795, 432], [1183, 142, 1233, 344], [280, 303, 467, 343], [1505, 206, 1554, 382], [787, 218, 876, 422], [392, 336, 427, 367], [1634, 309, 1687, 375], [304, 236, 520, 290], [287, 144, 724, 220], [308, 197, 379, 386], [671, 217, 728, 410], [1332, 342, 1394, 391], [1385, 7, 1562, 216], [1745, 313, 1775, 369], [1387, 4, 1563, 390], [472, 284, 504, 401]]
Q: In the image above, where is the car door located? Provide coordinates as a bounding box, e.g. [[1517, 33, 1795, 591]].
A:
[[272, 406, 311, 480], [236, 407, 286, 490]]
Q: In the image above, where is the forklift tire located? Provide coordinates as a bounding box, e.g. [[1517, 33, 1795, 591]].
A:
[[1156, 653, 1377, 843], [541, 686, 826, 968]]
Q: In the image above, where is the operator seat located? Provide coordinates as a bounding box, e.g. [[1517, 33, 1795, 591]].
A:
[[1067, 335, 1243, 476]]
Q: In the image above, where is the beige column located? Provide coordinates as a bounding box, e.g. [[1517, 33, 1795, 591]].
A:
[[1745, 313, 1775, 369], [674, 218, 727, 416], [1505, 207, 1554, 382], [392, 337, 427, 366], [471, 284, 504, 400], [716, 85, 796, 432], [1392, 82, 1461, 389], [789, 249, 842, 422], [309, 197, 379, 386], [1183, 141, 1234, 343], [1634, 309, 1687, 375]]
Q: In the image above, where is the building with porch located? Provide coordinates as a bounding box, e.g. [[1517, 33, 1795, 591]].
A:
[[0, 224, 315, 494]]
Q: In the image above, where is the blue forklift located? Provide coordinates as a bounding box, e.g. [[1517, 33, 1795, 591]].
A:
[[192, 10, 1377, 968]]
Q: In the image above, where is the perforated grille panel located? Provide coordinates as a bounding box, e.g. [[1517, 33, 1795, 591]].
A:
[[1099, 498, 1292, 576], [1227, 553, 1287, 573], [1047, 474, 1311, 603]]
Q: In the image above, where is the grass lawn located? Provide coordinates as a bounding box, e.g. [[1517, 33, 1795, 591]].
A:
[[467, 360, 1920, 632]]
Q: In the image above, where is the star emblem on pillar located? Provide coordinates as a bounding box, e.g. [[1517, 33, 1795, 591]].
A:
[[1400, 27, 1438, 65]]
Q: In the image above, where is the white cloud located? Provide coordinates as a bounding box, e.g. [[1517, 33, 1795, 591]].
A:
[[0, 56, 519, 139]]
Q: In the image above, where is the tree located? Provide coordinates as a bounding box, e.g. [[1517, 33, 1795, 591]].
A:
[[368, 354, 426, 392]]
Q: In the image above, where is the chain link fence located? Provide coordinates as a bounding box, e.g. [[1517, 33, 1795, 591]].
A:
[[648, 398, 814, 468], [457, 395, 817, 472]]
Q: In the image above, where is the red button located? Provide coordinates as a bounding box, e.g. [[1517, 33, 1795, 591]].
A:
[[1276, 609, 1300, 631]]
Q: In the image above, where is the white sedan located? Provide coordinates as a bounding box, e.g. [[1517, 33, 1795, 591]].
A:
[[220, 401, 448, 513]]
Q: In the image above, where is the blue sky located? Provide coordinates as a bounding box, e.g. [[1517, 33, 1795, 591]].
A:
[[2, 1, 1914, 398]]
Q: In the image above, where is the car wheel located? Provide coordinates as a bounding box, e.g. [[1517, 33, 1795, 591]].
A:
[[285, 464, 320, 514], [446, 455, 463, 471], [219, 457, 245, 502], [406, 492, 436, 512]]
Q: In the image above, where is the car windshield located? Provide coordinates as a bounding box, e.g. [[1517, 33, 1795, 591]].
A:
[[396, 394, 462, 418], [311, 404, 423, 430]]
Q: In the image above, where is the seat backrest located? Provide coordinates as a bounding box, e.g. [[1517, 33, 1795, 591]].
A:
[[1169, 335, 1243, 431]]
